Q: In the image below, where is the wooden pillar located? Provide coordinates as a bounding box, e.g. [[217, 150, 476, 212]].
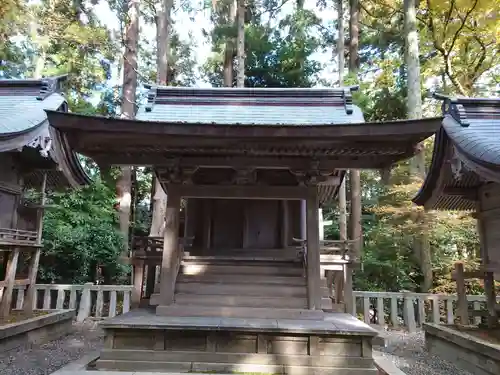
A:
[[345, 170, 361, 315], [281, 200, 289, 248], [23, 172, 47, 315], [202, 199, 212, 252], [0, 248, 20, 318], [455, 262, 469, 325], [183, 199, 190, 239], [145, 264, 156, 298], [132, 260, 144, 307], [306, 186, 321, 309], [300, 200, 307, 240], [158, 188, 181, 306], [318, 208, 324, 241], [476, 193, 498, 328], [243, 202, 250, 248]]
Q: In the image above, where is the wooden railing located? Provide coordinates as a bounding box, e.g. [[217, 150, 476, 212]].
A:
[[353, 291, 500, 332], [0, 228, 38, 247], [12, 283, 133, 322], [9, 284, 499, 331]]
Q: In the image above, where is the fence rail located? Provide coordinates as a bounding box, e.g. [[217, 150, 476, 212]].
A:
[[12, 283, 133, 322], [10, 284, 498, 332], [353, 291, 500, 332]]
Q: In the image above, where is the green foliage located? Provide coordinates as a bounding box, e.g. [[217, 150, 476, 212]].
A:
[[203, 5, 322, 87], [40, 182, 128, 284]]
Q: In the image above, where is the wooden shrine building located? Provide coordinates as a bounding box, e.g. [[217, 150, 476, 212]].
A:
[[414, 95, 500, 328], [0, 76, 89, 318], [46, 85, 442, 374]]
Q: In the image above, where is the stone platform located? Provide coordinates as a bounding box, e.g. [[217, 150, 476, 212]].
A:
[[96, 308, 378, 374], [424, 323, 500, 375]]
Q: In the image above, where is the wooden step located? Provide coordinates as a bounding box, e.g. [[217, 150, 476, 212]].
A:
[[175, 282, 307, 297], [181, 264, 303, 277], [174, 294, 308, 309], [155, 305, 325, 320], [177, 273, 306, 286]]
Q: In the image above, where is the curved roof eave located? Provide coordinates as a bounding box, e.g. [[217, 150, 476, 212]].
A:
[[49, 126, 91, 188], [0, 122, 48, 153], [412, 127, 448, 208]]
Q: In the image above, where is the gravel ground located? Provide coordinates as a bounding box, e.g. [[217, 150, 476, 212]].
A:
[[374, 330, 473, 375], [0, 321, 103, 375], [0, 324, 473, 375]]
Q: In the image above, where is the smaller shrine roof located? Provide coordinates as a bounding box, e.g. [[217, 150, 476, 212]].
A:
[[0, 76, 66, 143], [413, 95, 500, 210], [0, 75, 89, 189], [137, 85, 364, 126]]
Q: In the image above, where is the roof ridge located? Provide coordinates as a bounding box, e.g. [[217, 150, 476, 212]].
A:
[[36, 75, 68, 101], [143, 85, 359, 115], [434, 93, 500, 128]]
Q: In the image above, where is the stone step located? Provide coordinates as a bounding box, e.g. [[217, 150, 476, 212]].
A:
[[175, 282, 307, 297], [181, 264, 303, 277], [182, 255, 302, 266], [99, 349, 376, 369], [173, 293, 308, 309], [177, 273, 306, 286], [97, 359, 377, 374], [155, 305, 325, 320]]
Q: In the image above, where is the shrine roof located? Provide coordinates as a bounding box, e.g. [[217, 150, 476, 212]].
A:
[[413, 95, 500, 210], [137, 85, 364, 125], [0, 76, 66, 141], [0, 75, 89, 188]]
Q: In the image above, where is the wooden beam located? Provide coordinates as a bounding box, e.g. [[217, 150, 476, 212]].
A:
[[172, 184, 309, 200], [0, 278, 30, 288], [92, 153, 401, 170]]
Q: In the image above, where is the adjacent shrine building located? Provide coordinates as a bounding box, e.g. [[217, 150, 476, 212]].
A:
[[0, 76, 89, 318], [414, 95, 500, 327]]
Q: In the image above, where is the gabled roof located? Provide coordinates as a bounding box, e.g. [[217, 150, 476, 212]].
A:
[[413, 95, 500, 210], [0, 75, 89, 189], [137, 85, 364, 125]]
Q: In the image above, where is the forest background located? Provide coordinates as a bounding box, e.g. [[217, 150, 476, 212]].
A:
[[1, 0, 498, 294]]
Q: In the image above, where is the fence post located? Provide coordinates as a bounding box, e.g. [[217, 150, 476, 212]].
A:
[[77, 283, 93, 322], [403, 291, 416, 332], [455, 262, 469, 325]]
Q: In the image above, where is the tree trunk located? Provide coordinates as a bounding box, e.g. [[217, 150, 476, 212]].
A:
[[149, 0, 174, 238], [337, 0, 344, 85], [348, 0, 359, 72], [223, 0, 237, 87], [337, 0, 348, 244], [404, 0, 425, 177], [404, 0, 432, 292], [117, 0, 140, 256], [348, 0, 362, 261], [235, 0, 245, 88]]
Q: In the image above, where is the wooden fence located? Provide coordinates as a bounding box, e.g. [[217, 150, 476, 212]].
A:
[[11, 285, 498, 332], [12, 283, 132, 322]]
